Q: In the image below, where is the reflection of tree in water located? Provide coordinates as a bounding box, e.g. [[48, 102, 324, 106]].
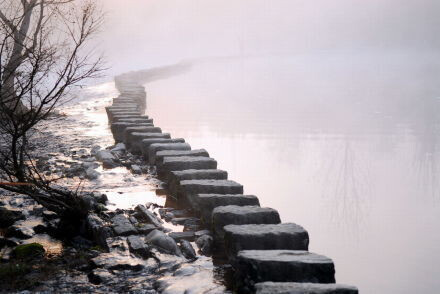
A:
[[319, 138, 371, 238], [412, 96, 440, 202]]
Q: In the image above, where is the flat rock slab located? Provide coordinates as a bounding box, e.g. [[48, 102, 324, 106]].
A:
[[178, 180, 243, 200], [111, 122, 154, 142], [154, 149, 209, 166], [191, 194, 260, 225], [108, 111, 141, 121], [126, 134, 172, 153], [118, 118, 153, 124], [148, 143, 192, 163], [224, 223, 309, 258], [113, 115, 149, 123], [211, 205, 280, 242], [255, 282, 358, 294], [168, 169, 228, 196], [111, 214, 138, 236], [139, 138, 186, 157], [168, 231, 196, 242], [134, 204, 163, 227], [235, 250, 335, 292], [159, 157, 217, 179]]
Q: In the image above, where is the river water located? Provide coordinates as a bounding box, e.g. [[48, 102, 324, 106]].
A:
[[95, 1, 440, 293]]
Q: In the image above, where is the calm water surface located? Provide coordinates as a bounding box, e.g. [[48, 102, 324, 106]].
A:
[[142, 55, 440, 293]]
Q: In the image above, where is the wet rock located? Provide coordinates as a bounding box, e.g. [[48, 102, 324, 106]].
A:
[[87, 214, 114, 248], [33, 223, 49, 234], [91, 253, 148, 271], [90, 145, 101, 156], [224, 223, 309, 258], [82, 161, 99, 170], [254, 282, 359, 294], [91, 192, 108, 204], [191, 194, 260, 225], [137, 223, 158, 234], [195, 230, 211, 238], [145, 229, 182, 256], [131, 164, 142, 174], [195, 235, 213, 256], [110, 121, 153, 142], [106, 236, 129, 253], [111, 214, 138, 236], [72, 235, 94, 249], [154, 149, 209, 167], [42, 210, 58, 220], [5, 225, 34, 239], [179, 240, 197, 260], [111, 143, 126, 153], [95, 150, 118, 168], [168, 169, 228, 197], [183, 218, 201, 232], [88, 268, 114, 285], [0, 207, 24, 228], [234, 250, 336, 292], [169, 231, 195, 242], [170, 217, 198, 226], [127, 235, 150, 258], [134, 205, 163, 227], [86, 167, 100, 180], [0, 237, 18, 248], [211, 205, 281, 243]]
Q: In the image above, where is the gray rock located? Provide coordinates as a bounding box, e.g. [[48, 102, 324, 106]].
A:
[[87, 214, 114, 249], [123, 127, 162, 148], [211, 205, 281, 243], [111, 214, 138, 236], [128, 133, 172, 154], [137, 223, 158, 234], [168, 231, 195, 242], [255, 282, 359, 294], [235, 250, 336, 292], [111, 143, 126, 152], [195, 235, 213, 256], [110, 122, 154, 142], [42, 210, 58, 220], [191, 194, 260, 225], [147, 143, 191, 163], [91, 252, 154, 271], [0, 207, 24, 228], [131, 164, 142, 174], [95, 150, 115, 162], [85, 167, 100, 180], [153, 149, 208, 166], [113, 114, 149, 123], [195, 230, 211, 238], [127, 235, 150, 258], [224, 223, 309, 259], [5, 225, 34, 239], [134, 205, 163, 227], [179, 240, 197, 260], [90, 145, 101, 156], [88, 268, 114, 285], [145, 229, 182, 256]]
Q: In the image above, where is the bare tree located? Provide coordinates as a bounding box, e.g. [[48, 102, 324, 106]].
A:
[[0, 0, 104, 230]]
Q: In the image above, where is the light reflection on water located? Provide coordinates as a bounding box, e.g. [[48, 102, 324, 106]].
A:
[[142, 56, 440, 294]]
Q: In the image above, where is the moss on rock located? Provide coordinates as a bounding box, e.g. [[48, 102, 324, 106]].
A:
[[12, 243, 45, 259]]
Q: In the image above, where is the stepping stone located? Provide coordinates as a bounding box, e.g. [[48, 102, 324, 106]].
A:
[[159, 157, 217, 179], [123, 127, 162, 147], [113, 114, 149, 123], [139, 138, 186, 157], [108, 111, 141, 121], [168, 169, 228, 196], [129, 134, 173, 154], [223, 223, 309, 258], [255, 282, 358, 294], [211, 205, 280, 242], [191, 194, 260, 225], [154, 149, 209, 166], [234, 250, 336, 292], [111, 122, 154, 142], [118, 117, 154, 124], [147, 143, 191, 162]]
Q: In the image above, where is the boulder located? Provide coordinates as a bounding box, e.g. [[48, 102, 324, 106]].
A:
[[85, 167, 100, 180], [179, 240, 197, 260], [145, 229, 182, 256], [234, 250, 336, 293], [154, 149, 209, 166], [127, 235, 150, 258], [147, 143, 191, 163], [224, 223, 309, 258], [111, 214, 138, 236], [191, 194, 260, 225], [134, 205, 163, 227], [255, 282, 359, 294], [195, 235, 213, 256], [211, 205, 281, 243], [0, 207, 24, 228]]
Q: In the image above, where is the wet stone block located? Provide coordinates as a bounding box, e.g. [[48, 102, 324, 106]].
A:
[[191, 194, 260, 226], [129, 134, 173, 154], [211, 205, 280, 243], [159, 157, 217, 179], [234, 250, 336, 293], [154, 149, 209, 166], [139, 138, 185, 157], [224, 223, 309, 259], [255, 282, 359, 294], [123, 127, 162, 147], [118, 117, 153, 124], [110, 122, 154, 142], [111, 214, 138, 236], [147, 143, 192, 163], [108, 111, 141, 122], [112, 114, 149, 123], [168, 169, 228, 196]]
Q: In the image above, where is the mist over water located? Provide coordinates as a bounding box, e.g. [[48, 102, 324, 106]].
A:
[[97, 1, 440, 293]]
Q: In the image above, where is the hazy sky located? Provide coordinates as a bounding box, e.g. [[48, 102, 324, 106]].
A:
[[96, 0, 440, 75]]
